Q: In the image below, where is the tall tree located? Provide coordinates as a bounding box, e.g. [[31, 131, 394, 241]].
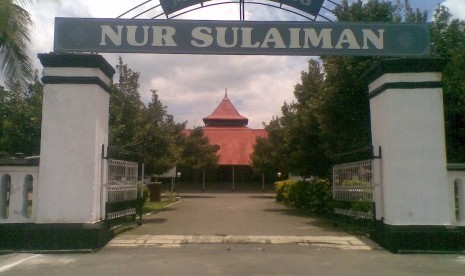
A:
[[179, 127, 219, 183], [288, 60, 329, 177], [109, 58, 188, 175], [252, 61, 330, 178], [252, 117, 284, 178], [431, 6, 465, 162], [319, 0, 427, 159], [109, 57, 144, 151], [136, 89, 186, 174], [0, 0, 58, 84]]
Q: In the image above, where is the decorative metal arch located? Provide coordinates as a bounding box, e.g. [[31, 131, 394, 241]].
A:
[[116, 0, 347, 21]]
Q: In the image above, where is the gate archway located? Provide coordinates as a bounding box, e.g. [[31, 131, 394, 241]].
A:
[[116, 0, 344, 21]]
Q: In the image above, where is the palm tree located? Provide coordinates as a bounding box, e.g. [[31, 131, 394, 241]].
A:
[[0, 0, 57, 85]]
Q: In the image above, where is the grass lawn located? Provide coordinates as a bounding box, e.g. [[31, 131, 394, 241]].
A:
[[142, 198, 179, 214]]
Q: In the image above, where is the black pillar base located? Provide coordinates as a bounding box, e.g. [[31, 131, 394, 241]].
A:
[[372, 222, 465, 253], [0, 222, 113, 252]]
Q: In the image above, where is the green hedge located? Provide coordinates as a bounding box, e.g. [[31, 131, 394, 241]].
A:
[[274, 178, 333, 215], [274, 179, 296, 203]]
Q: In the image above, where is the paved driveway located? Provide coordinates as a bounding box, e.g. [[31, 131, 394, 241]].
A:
[[129, 193, 348, 236], [110, 193, 378, 250]]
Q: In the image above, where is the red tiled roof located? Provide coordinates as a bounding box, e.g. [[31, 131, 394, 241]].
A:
[[202, 127, 268, 165], [203, 94, 248, 126]]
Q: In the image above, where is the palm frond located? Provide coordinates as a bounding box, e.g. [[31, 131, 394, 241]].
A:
[[0, 1, 34, 84]]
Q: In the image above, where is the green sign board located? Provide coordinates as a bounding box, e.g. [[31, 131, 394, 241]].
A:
[[54, 18, 431, 57]]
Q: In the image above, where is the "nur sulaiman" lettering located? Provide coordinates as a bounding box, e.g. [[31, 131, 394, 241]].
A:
[[99, 25, 384, 50]]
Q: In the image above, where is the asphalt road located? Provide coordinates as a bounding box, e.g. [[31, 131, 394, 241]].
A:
[[1, 193, 465, 275]]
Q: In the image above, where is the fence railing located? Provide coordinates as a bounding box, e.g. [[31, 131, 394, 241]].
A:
[[333, 159, 373, 202], [107, 159, 138, 203], [105, 159, 139, 221], [332, 159, 374, 220]]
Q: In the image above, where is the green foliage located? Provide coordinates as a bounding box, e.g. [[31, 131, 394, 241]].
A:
[[318, 0, 424, 158], [252, 117, 290, 179], [178, 127, 220, 182], [109, 57, 144, 150], [335, 0, 402, 23], [0, 0, 33, 84], [0, 73, 42, 155], [109, 57, 188, 175], [0, 0, 59, 85], [274, 179, 296, 203], [180, 127, 219, 171], [135, 89, 186, 174], [288, 61, 330, 177], [351, 201, 372, 213], [431, 6, 465, 162], [252, 60, 330, 178], [142, 184, 149, 202], [275, 179, 333, 215]]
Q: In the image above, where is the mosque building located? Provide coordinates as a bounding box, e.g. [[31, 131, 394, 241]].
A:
[[185, 91, 268, 190]]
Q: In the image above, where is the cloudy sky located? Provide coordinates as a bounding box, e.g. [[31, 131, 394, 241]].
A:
[[16, 0, 465, 128]]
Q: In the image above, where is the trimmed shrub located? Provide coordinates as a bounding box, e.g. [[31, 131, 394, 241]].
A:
[[274, 179, 296, 203], [275, 178, 334, 215], [274, 181, 285, 202]]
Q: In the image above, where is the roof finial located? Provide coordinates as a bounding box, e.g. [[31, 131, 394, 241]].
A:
[[225, 88, 228, 98]]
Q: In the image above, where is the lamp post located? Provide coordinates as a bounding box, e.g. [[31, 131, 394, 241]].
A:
[[277, 172, 282, 179], [262, 173, 265, 192], [202, 169, 205, 192], [176, 171, 181, 196]]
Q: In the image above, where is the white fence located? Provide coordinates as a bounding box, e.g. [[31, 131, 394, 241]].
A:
[[106, 159, 138, 203], [0, 166, 39, 223], [332, 159, 373, 202]]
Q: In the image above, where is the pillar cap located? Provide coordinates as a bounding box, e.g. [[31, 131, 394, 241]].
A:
[[362, 58, 446, 84], [38, 53, 115, 79]]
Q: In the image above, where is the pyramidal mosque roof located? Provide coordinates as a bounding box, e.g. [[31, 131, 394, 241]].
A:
[[203, 91, 248, 127]]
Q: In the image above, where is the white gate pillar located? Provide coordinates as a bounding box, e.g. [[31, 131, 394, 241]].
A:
[[37, 53, 114, 224], [366, 59, 465, 252], [1, 54, 116, 251]]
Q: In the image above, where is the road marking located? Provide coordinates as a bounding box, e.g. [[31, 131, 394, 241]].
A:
[[0, 254, 41, 273], [108, 235, 373, 250]]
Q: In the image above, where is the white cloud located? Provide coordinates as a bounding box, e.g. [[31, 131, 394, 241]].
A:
[[118, 53, 309, 128], [442, 0, 465, 20]]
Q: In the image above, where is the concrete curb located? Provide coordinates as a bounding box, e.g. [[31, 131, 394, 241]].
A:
[[144, 198, 182, 216]]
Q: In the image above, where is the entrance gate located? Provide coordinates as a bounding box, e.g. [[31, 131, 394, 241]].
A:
[[105, 159, 141, 223], [1, 0, 464, 252]]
